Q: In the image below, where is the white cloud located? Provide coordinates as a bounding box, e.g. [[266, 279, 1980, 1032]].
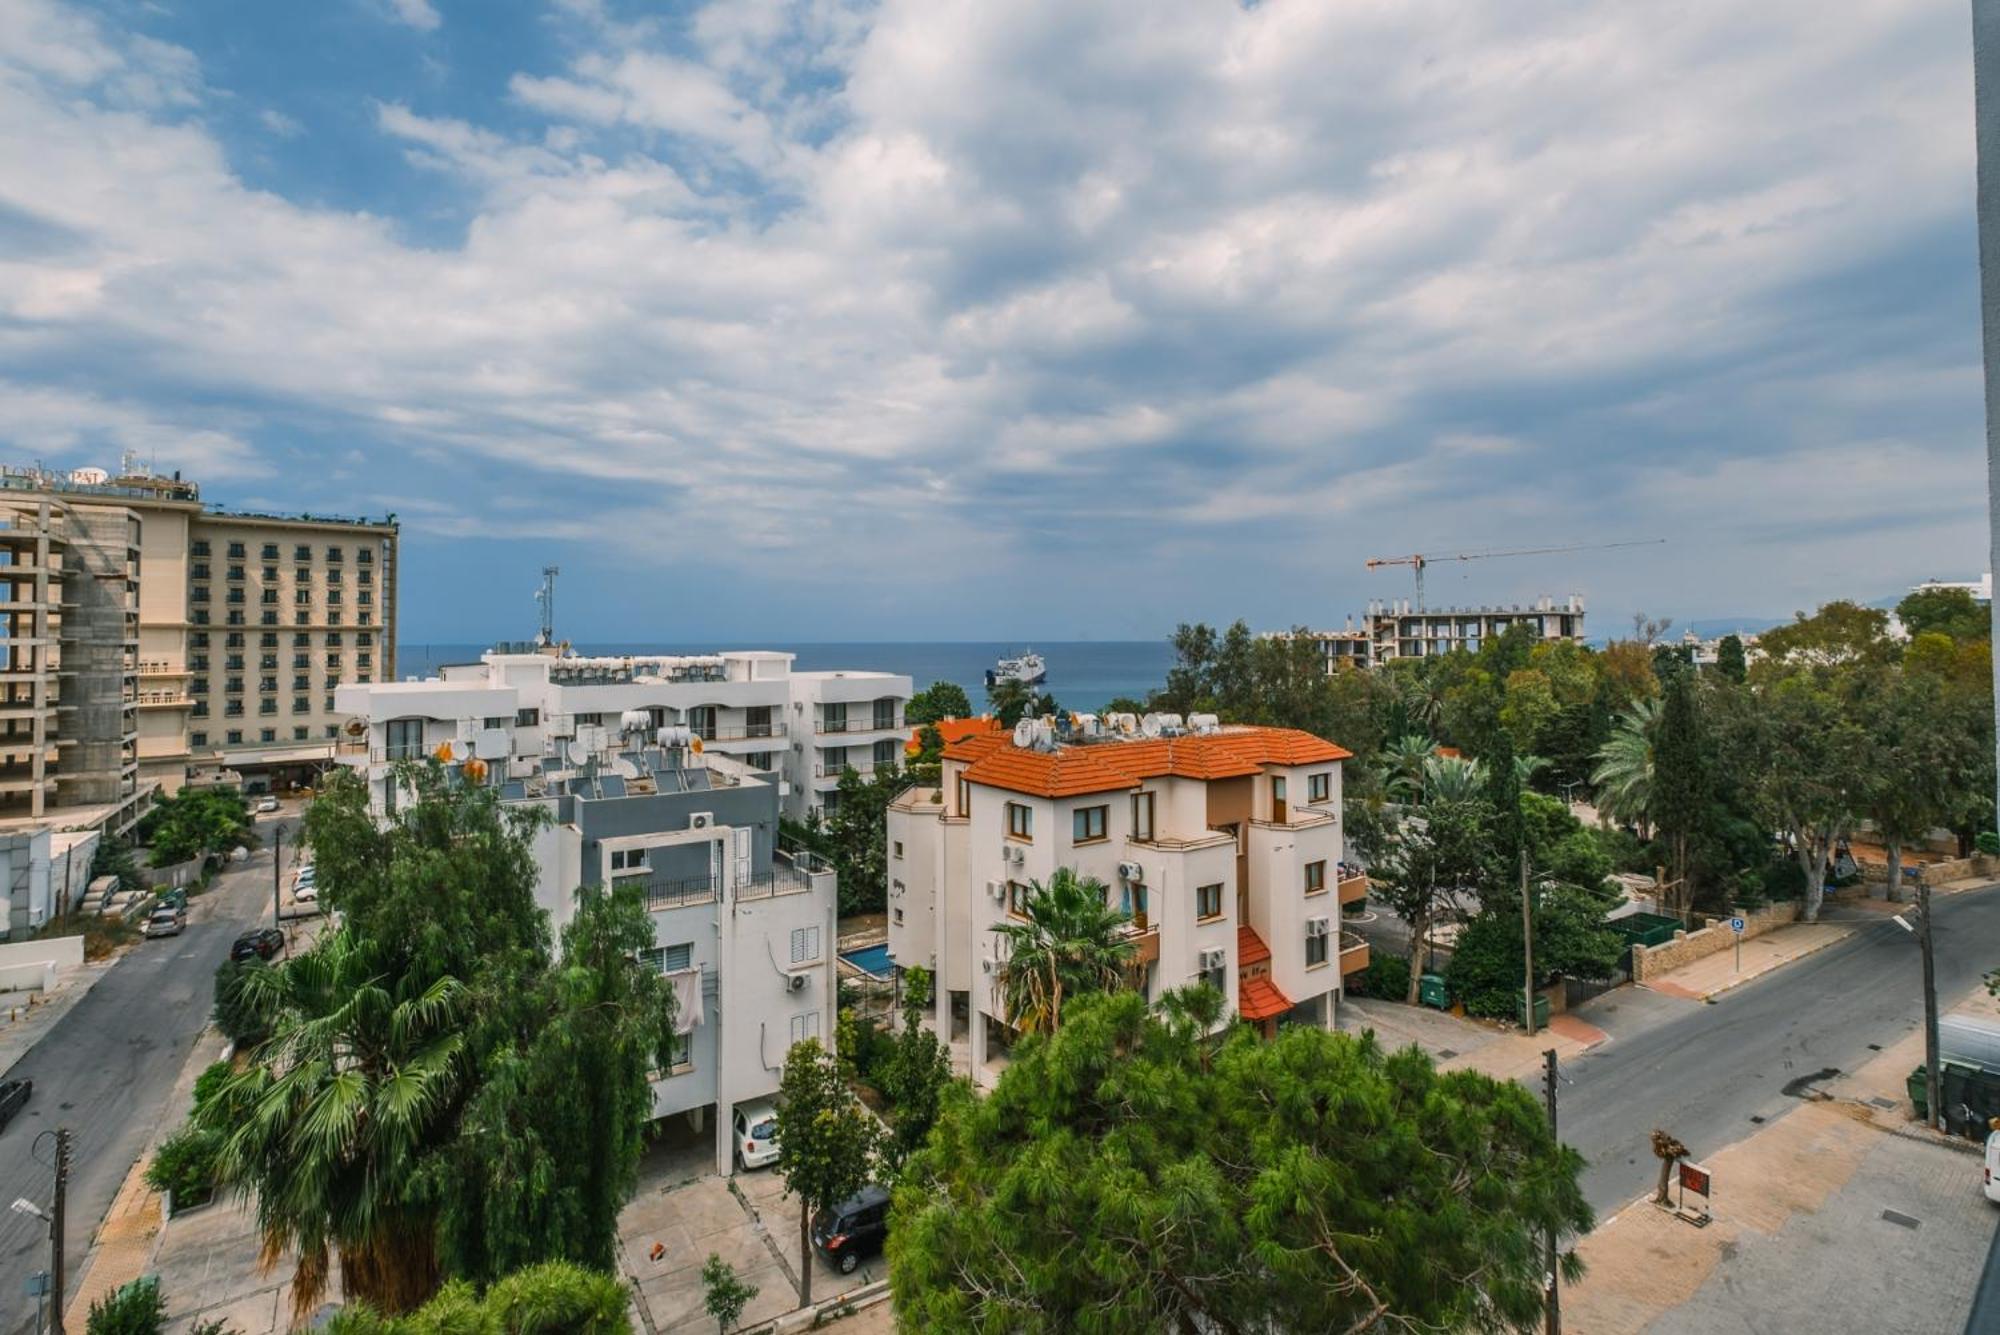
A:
[[0, 0, 1982, 633], [381, 0, 441, 33]]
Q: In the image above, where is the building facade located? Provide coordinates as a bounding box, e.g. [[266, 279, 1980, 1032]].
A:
[[0, 463, 397, 799], [1363, 595, 1585, 661], [887, 715, 1368, 1088], [335, 657, 840, 1175]]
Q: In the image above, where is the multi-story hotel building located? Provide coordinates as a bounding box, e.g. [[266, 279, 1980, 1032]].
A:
[[1363, 595, 1585, 662], [887, 714, 1370, 1087], [0, 463, 397, 804], [335, 651, 847, 1173]]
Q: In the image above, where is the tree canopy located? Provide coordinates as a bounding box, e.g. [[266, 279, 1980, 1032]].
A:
[[890, 989, 1591, 1333], [908, 680, 974, 725]]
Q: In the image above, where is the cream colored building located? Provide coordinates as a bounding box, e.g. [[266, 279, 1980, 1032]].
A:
[[887, 715, 1369, 1088], [0, 464, 397, 801]]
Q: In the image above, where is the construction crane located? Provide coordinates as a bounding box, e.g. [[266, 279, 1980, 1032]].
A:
[[1365, 539, 1665, 610]]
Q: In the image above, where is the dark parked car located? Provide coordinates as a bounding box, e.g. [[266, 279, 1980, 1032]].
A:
[[231, 928, 284, 962], [811, 1184, 891, 1275], [0, 1079, 32, 1132]]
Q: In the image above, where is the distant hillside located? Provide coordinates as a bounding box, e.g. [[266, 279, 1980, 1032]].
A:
[[1678, 616, 1785, 639]]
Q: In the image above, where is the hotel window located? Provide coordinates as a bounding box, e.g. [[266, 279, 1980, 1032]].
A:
[[226, 654, 244, 670], [295, 611, 310, 626], [294, 588, 311, 605], [1305, 860, 1327, 895], [262, 565, 278, 582], [1304, 919, 1336, 971], [955, 776, 970, 818], [293, 697, 310, 714], [358, 547, 373, 564], [226, 565, 245, 582], [324, 695, 337, 712], [1202, 952, 1227, 995], [324, 725, 338, 739], [260, 676, 277, 693], [822, 702, 847, 733], [1196, 883, 1224, 920], [1006, 880, 1030, 918], [1006, 802, 1033, 840], [358, 568, 372, 586], [190, 656, 209, 672], [295, 566, 310, 584], [191, 610, 209, 625], [261, 543, 279, 560], [190, 680, 208, 695], [293, 726, 309, 741], [1131, 791, 1155, 842], [893, 841, 904, 860], [872, 738, 899, 767], [357, 632, 372, 646], [326, 546, 343, 562], [190, 731, 207, 748], [294, 545, 310, 562], [226, 633, 245, 648], [358, 653, 372, 670], [610, 847, 648, 872], [261, 589, 277, 604], [293, 655, 309, 670], [261, 611, 278, 626], [260, 699, 277, 715], [327, 632, 343, 646], [191, 564, 210, 580], [226, 674, 244, 692], [190, 586, 210, 604], [359, 613, 372, 626], [228, 613, 245, 631], [225, 589, 245, 605], [225, 702, 243, 717], [261, 728, 276, 743], [191, 632, 209, 648], [327, 590, 343, 606], [192, 702, 207, 717], [1072, 805, 1108, 844], [294, 632, 310, 647], [226, 730, 242, 745], [688, 705, 716, 741], [872, 697, 897, 730], [515, 708, 540, 727], [191, 540, 209, 558], [259, 653, 277, 670], [261, 633, 278, 648], [327, 567, 342, 585], [386, 718, 425, 760], [227, 541, 245, 559], [1308, 771, 1331, 804], [788, 1013, 818, 1046]]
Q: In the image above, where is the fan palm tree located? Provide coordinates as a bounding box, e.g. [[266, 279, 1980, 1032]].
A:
[[993, 868, 1136, 1034], [202, 930, 468, 1317], [1421, 754, 1487, 805], [1381, 734, 1435, 803], [1592, 697, 1661, 832]]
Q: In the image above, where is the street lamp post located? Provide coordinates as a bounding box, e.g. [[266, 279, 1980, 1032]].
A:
[[272, 822, 289, 958]]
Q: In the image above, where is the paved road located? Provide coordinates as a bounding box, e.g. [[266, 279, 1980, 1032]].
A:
[[0, 819, 294, 1334], [1562, 887, 2000, 1215]]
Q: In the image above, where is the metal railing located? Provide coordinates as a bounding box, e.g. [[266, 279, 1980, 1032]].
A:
[[816, 716, 903, 735], [694, 722, 786, 742], [815, 760, 896, 779]]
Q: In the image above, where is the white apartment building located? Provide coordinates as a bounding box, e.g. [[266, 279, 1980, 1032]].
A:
[[887, 714, 1370, 1088], [335, 651, 846, 1176], [1365, 595, 1586, 661], [787, 670, 914, 823]]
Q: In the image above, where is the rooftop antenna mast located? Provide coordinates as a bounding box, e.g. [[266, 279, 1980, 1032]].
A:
[[1365, 538, 1666, 611], [534, 565, 560, 647]]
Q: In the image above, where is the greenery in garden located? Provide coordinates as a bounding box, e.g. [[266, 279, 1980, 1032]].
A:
[[787, 761, 905, 916], [323, 1261, 631, 1334], [139, 785, 256, 867], [193, 762, 675, 1317], [991, 868, 1135, 1033], [906, 680, 974, 725], [889, 989, 1591, 1332], [701, 1255, 758, 1335], [86, 1277, 166, 1335], [773, 1037, 883, 1307]]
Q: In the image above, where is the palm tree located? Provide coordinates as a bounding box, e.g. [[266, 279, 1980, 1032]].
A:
[[993, 868, 1136, 1034], [202, 930, 467, 1318], [1592, 697, 1661, 832], [1421, 754, 1487, 805], [1381, 734, 1435, 803]]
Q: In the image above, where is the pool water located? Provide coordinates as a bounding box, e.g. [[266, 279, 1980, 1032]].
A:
[[841, 943, 894, 977]]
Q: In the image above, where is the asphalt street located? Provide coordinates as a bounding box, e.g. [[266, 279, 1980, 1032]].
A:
[[1561, 886, 2000, 1216], [0, 817, 295, 1335]]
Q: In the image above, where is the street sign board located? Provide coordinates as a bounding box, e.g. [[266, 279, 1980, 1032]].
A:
[[24, 1271, 47, 1296], [1679, 1160, 1711, 1198], [1728, 917, 1746, 934]]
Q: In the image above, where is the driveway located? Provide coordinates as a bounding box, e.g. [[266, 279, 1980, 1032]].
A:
[[0, 815, 296, 1335]]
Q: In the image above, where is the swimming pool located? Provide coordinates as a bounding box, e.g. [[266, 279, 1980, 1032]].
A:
[[840, 943, 894, 978]]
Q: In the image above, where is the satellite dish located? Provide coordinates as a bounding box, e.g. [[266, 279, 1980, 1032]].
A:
[[1013, 719, 1037, 748], [343, 719, 366, 737], [611, 758, 639, 779], [1140, 714, 1163, 739], [566, 740, 589, 765]]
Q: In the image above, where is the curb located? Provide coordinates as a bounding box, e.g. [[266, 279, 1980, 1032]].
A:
[[1686, 926, 1858, 1002]]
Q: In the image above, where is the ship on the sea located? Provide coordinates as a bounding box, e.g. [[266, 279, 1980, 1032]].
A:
[[985, 649, 1048, 688]]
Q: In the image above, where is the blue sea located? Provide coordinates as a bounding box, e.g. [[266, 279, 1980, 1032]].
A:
[[392, 640, 1176, 714]]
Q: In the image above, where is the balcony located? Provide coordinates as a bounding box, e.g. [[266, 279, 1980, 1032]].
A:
[[1338, 929, 1369, 976], [815, 760, 891, 779], [1337, 867, 1369, 906], [695, 721, 786, 742], [1118, 915, 1160, 968], [817, 716, 902, 736]]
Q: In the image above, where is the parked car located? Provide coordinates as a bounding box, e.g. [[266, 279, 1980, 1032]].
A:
[[143, 906, 185, 939], [256, 796, 280, 814], [1986, 1129, 2000, 1205], [733, 1100, 781, 1171], [811, 1183, 891, 1275], [293, 865, 318, 903], [231, 927, 284, 962], [0, 1079, 32, 1132]]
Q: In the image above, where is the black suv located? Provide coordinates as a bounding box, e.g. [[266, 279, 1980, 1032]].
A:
[[0, 1079, 32, 1132], [231, 928, 285, 962], [811, 1184, 891, 1275]]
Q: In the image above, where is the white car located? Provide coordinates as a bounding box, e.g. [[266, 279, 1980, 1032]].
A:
[[1986, 1130, 2000, 1205], [143, 907, 185, 938], [256, 796, 280, 814], [733, 1100, 781, 1171], [292, 865, 317, 902]]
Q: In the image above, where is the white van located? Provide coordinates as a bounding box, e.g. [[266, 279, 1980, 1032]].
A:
[[1986, 1130, 2000, 1205]]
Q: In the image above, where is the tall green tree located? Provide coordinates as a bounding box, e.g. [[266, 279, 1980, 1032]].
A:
[[773, 1039, 882, 1308], [1740, 670, 1870, 922], [823, 765, 901, 915], [144, 786, 256, 867], [1896, 586, 1990, 643], [1372, 797, 1491, 1002], [987, 678, 1034, 727], [992, 868, 1135, 1034], [1591, 697, 1660, 833], [1714, 634, 1748, 683], [889, 990, 1591, 1333], [1649, 660, 1708, 918], [907, 681, 974, 725]]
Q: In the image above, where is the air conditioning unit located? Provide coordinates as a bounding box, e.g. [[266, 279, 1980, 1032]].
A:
[[787, 972, 809, 993], [1005, 844, 1025, 867], [1198, 947, 1227, 971], [1117, 861, 1144, 883], [1307, 917, 1331, 937], [986, 880, 1007, 901], [689, 812, 714, 830]]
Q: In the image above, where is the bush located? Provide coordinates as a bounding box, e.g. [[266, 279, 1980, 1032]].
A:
[[212, 958, 269, 1047], [192, 1060, 232, 1112], [839, 1012, 896, 1086], [1978, 831, 2000, 857], [87, 1277, 165, 1335], [1760, 854, 1808, 902], [483, 1261, 630, 1334], [1443, 915, 1525, 1020], [144, 1124, 222, 1209], [1353, 952, 1411, 1001]]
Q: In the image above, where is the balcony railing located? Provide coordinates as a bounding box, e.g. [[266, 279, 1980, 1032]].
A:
[[1337, 869, 1369, 905], [1118, 917, 1160, 968], [1338, 929, 1369, 975], [692, 722, 786, 742], [816, 716, 903, 736], [643, 863, 819, 911], [816, 760, 897, 779]]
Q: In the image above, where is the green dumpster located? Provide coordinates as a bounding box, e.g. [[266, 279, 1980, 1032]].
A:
[[1519, 993, 1552, 1030], [1418, 974, 1449, 1010], [1908, 1066, 1929, 1120]]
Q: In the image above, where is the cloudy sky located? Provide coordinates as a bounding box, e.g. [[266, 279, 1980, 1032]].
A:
[[0, 0, 1984, 643]]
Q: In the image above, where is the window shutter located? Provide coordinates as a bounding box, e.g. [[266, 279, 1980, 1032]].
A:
[[663, 942, 693, 971], [790, 925, 821, 964]]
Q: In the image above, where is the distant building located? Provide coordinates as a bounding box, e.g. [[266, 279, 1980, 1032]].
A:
[[887, 714, 1367, 1088], [1908, 574, 1992, 604], [336, 649, 846, 1174], [0, 460, 398, 802], [1364, 595, 1586, 662], [1267, 621, 1373, 672]]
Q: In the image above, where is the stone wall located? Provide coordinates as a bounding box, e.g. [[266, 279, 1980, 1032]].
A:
[[1860, 853, 1996, 886], [1630, 900, 1801, 982]]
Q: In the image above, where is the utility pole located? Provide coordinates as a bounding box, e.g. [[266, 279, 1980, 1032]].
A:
[[50, 1126, 68, 1335], [1521, 848, 1536, 1037], [1542, 1050, 1561, 1335], [1918, 870, 1942, 1132], [272, 822, 285, 956]]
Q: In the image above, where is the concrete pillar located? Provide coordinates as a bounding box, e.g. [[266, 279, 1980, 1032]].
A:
[[714, 1098, 733, 1177], [969, 997, 987, 1087]]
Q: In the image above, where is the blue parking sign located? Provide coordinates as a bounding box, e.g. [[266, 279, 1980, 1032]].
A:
[[1729, 917, 1746, 933]]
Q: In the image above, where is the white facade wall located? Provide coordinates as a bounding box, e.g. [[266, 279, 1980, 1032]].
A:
[[785, 670, 913, 823]]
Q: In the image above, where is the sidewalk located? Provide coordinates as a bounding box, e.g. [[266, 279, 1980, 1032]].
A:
[[1340, 996, 1606, 1085], [1639, 920, 1855, 1002], [1565, 985, 2000, 1334]]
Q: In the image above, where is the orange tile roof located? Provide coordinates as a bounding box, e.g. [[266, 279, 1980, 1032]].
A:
[[1238, 974, 1293, 1022], [906, 715, 1001, 755], [1236, 925, 1272, 966], [942, 725, 1352, 799]]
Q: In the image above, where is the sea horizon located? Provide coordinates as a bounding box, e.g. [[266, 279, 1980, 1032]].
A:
[[393, 639, 1178, 714]]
